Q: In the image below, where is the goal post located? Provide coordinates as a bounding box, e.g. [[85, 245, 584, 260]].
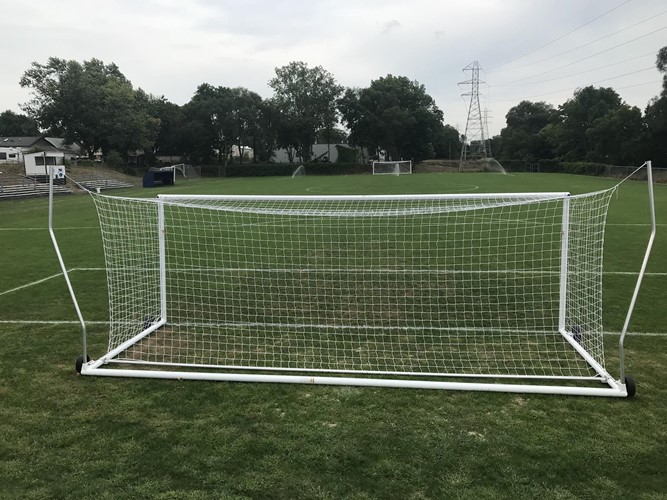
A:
[[57, 162, 656, 397], [159, 164, 200, 179], [372, 160, 412, 175]]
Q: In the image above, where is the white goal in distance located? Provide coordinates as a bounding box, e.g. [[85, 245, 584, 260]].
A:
[[49, 163, 656, 397], [372, 160, 412, 175], [158, 164, 200, 181]]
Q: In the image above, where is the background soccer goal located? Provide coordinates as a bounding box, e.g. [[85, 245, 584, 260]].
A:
[[372, 160, 412, 175], [50, 163, 655, 397], [159, 163, 200, 181]]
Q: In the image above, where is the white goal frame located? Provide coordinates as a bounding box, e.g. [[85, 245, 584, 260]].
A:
[[158, 163, 199, 181], [49, 163, 656, 397], [372, 160, 412, 175]]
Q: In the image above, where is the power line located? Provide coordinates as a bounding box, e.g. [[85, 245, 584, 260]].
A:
[[616, 80, 664, 91], [495, 27, 666, 86], [489, 70, 660, 103], [491, 52, 656, 87], [488, 81, 660, 103], [491, 9, 667, 74], [489, 0, 632, 71]]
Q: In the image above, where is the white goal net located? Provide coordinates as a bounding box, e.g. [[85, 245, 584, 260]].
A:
[[372, 160, 412, 175], [159, 164, 200, 179], [80, 187, 638, 395]]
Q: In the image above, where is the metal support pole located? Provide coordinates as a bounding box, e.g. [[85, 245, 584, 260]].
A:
[[48, 166, 88, 364], [558, 197, 571, 332], [157, 199, 168, 323], [619, 161, 656, 382]]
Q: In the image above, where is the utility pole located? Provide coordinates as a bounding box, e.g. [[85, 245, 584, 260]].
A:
[[459, 61, 487, 170]]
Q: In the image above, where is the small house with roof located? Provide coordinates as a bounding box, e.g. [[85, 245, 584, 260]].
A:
[[0, 136, 82, 164]]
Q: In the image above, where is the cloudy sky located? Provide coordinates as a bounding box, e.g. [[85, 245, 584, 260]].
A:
[[1, 0, 665, 136]]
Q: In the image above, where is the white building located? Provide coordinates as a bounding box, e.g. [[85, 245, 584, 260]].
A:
[[0, 136, 81, 164], [23, 151, 66, 179], [272, 144, 364, 163]]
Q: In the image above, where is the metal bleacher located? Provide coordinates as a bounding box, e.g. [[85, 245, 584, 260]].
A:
[[68, 168, 134, 191], [0, 164, 136, 200], [0, 168, 72, 200]]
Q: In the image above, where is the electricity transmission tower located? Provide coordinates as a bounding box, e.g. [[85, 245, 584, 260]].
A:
[[483, 108, 493, 157], [459, 61, 487, 168]]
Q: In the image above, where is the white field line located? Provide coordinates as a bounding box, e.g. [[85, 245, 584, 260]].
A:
[[0, 271, 67, 297], [0, 318, 665, 337], [0, 320, 109, 325], [0, 267, 88, 297], [0, 226, 99, 231], [607, 223, 667, 226]]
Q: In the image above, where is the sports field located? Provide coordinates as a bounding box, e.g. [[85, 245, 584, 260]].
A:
[[1, 171, 665, 498]]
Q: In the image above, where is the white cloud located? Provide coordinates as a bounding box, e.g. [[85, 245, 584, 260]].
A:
[[382, 19, 402, 35], [1, 0, 665, 137]]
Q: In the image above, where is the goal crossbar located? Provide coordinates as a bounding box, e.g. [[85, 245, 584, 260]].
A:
[[50, 163, 657, 397]]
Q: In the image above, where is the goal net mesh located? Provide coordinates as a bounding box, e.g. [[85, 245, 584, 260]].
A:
[[91, 189, 615, 379], [373, 161, 412, 175]]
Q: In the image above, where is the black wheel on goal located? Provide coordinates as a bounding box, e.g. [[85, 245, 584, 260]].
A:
[[75, 355, 90, 374], [624, 376, 636, 398]]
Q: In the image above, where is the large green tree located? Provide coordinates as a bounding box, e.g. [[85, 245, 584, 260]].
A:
[[339, 75, 443, 162], [269, 61, 343, 162], [644, 46, 667, 167], [146, 97, 187, 160], [181, 84, 266, 167], [499, 101, 558, 161], [432, 124, 462, 160], [19, 57, 158, 159], [182, 84, 233, 166], [543, 86, 644, 164], [0, 110, 40, 136], [252, 99, 280, 163]]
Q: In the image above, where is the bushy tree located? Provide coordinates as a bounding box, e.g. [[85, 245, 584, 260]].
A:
[[180, 84, 266, 167], [644, 46, 667, 167], [339, 75, 443, 162], [20, 58, 158, 159], [146, 97, 187, 160], [432, 124, 462, 160], [253, 99, 280, 163], [542, 86, 645, 165], [499, 100, 558, 161], [269, 61, 343, 162], [0, 110, 40, 136]]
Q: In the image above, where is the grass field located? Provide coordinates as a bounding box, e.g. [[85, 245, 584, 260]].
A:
[[1, 171, 666, 498]]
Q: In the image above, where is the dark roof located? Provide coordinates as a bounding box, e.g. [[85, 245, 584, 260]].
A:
[[0, 136, 81, 153], [45, 137, 81, 153], [0, 137, 42, 147]]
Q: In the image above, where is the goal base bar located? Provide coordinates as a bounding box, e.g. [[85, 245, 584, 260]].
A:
[[80, 364, 629, 397]]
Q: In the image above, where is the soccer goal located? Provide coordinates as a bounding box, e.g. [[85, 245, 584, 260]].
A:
[[372, 160, 412, 175], [50, 163, 656, 397], [159, 164, 200, 181]]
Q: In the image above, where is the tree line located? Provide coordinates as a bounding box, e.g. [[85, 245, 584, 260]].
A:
[[7, 58, 455, 166], [1, 46, 665, 168], [492, 46, 667, 167]]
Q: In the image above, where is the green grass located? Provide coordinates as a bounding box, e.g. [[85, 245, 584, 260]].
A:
[[1, 171, 666, 498]]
